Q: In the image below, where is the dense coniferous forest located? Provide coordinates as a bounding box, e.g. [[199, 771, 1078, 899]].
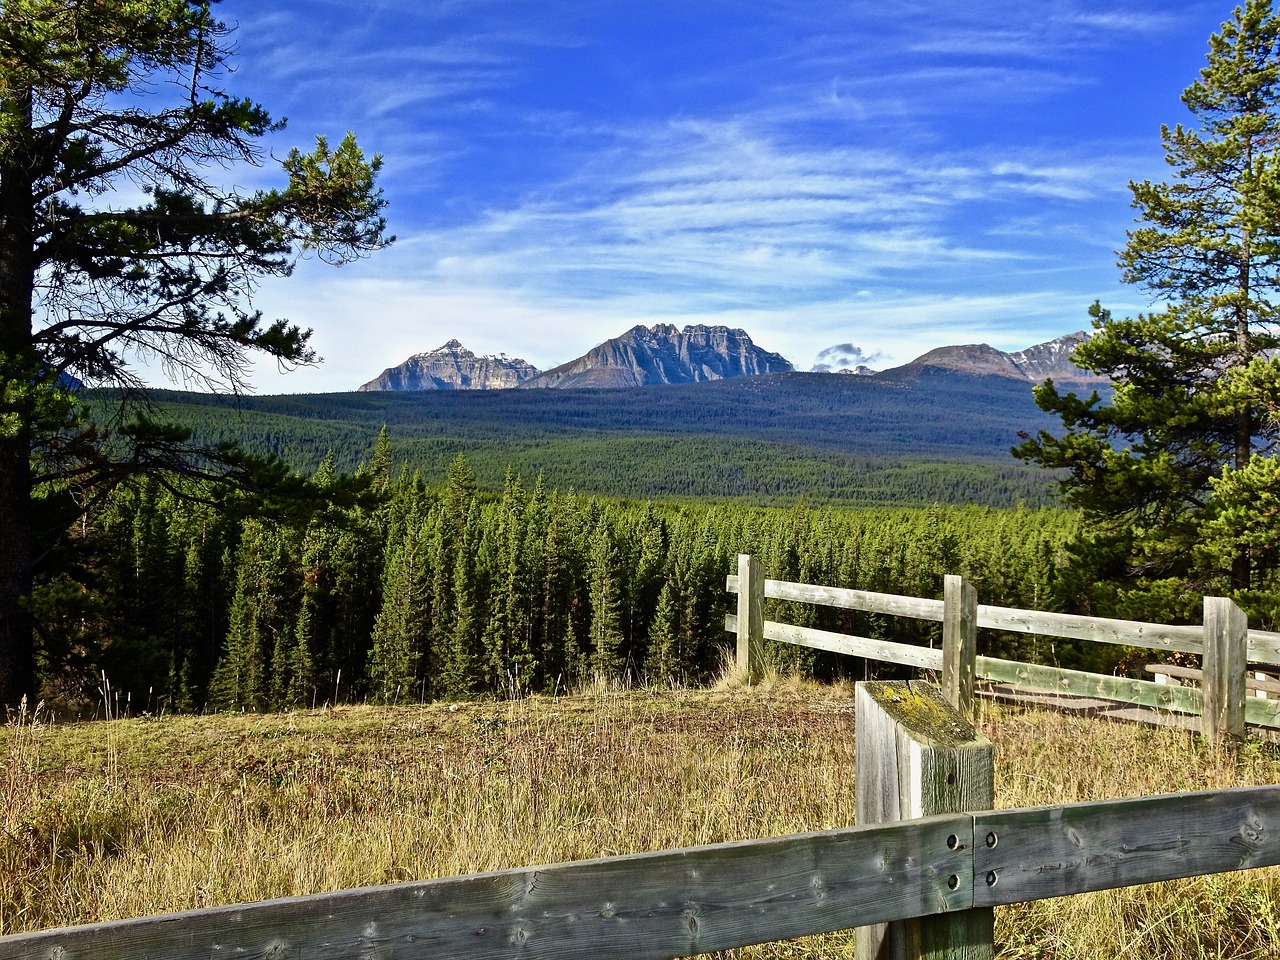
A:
[[111, 369, 1064, 509], [32, 424, 1084, 714]]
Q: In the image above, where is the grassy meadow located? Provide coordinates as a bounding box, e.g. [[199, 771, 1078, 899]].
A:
[[4, 680, 1280, 958]]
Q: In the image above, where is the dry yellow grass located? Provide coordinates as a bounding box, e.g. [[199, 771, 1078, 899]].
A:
[[3, 685, 1280, 959]]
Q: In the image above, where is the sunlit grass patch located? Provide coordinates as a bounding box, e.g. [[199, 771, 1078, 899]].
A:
[[3, 688, 1280, 958]]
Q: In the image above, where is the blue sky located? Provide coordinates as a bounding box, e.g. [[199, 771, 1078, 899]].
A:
[[201, 0, 1232, 393]]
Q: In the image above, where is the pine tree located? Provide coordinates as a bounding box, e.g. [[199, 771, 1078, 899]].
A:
[[208, 521, 299, 711], [538, 487, 571, 690], [480, 470, 534, 694], [587, 514, 624, 681], [436, 502, 480, 699], [368, 426, 394, 495], [645, 560, 685, 684], [1016, 0, 1280, 610], [627, 508, 667, 666], [367, 509, 431, 703], [0, 0, 390, 708]]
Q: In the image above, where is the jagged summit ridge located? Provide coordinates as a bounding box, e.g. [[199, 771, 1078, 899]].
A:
[[521, 323, 794, 389], [358, 340, 540, 391]]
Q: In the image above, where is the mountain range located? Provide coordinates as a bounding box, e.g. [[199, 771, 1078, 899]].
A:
[[358, 324, 1101, 392]]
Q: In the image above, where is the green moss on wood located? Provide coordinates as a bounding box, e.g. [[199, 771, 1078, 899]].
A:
[[863, 680, 984, 749]]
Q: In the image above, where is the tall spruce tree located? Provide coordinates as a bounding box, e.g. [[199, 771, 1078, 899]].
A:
[[0, 1, 390, 707], [587, 514, 625, 681], [367, 507, 431, 703], [1016, 0, 1280, 612]]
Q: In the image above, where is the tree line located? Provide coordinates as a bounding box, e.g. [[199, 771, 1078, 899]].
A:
[[32, 431, 1081, 714]]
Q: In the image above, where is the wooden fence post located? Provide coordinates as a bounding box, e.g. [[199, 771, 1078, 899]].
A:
[[942, 575, 978, 716], [856, 680, 994, 960], [737, 554, 765, 684], [1203, 596, 1247, 742]]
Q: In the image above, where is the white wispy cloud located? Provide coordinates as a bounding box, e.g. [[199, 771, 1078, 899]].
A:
[[195, 0, 1210, 394]]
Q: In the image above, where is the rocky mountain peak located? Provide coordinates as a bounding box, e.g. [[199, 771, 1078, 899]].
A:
[[358, 341, 540, 392], [521, 323, 793, 389]]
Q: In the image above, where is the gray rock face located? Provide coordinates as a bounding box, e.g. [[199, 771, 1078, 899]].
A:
[[521, 323, 793, 389], [358, 340, 540, 391], [885, 331, 1101, 383]]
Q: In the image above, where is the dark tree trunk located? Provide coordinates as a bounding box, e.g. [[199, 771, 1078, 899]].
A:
[[0, 440, 34, 709], [0, 85, 39, 708]]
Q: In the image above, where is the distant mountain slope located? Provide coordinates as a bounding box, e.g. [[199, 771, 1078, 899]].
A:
[[359, 340, 539, 391], [132, 362, 1075, 508], [521, 323, 793, 389], [879, 331, 1100, 383]]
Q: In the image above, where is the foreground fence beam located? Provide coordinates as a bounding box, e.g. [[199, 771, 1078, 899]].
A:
[[974, 784, 1280, 907], [0, 816, 973, 960], [856, 681, 994, 960]]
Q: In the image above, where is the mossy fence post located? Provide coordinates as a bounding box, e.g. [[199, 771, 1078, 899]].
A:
[[1203, 596, 1247, 741], [736, 553, 764, 684], [855, 680, 994, 960]]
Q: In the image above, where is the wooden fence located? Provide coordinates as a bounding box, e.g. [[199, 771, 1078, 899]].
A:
[[726, 553, 1280, 740], [4, 680, 1279, 960]]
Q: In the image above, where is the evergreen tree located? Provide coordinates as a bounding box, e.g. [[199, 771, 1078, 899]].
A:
[[426, 455, 475, 681], [368, 426, 394, 496], [481, 470, 533, 694], [436, 502, 480, 699], [645, 561, 685, 684], [367, 508, 431, 703], [626, 508, 667, 666], [587, 514, 625, 681], [538, 487, 572, 690], [208, 521, 300, 711], [0, 0, 390, 708], [1016, 0, 1280, 611]]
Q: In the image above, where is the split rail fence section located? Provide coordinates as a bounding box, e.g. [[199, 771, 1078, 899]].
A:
[[726, 553, 1280, 739], [5, 681, 1280, 960]]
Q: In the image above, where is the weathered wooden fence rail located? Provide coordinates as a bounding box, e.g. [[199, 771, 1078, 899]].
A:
[[727, 553, 1280, 739], [6, 681, 1280, 960]]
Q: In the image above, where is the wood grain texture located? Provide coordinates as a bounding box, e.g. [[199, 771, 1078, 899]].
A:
[[975, 606, 1203, 654], [943, 576, 978, 716], [973, 786, 1280, 908], [1244, 695, 1280, 728], [1248, 629, 1280, 666], [1203, 597, 1247, 741], [736, 555, 765, 684], [726, 575, 945, 622], [855, 681, 994, 960], [0, 818, 974, 960], [725, 616, 943, 671], [975, 657, 1204, 716]]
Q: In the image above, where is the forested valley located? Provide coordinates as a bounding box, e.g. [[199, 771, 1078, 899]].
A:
[[123, 369, 1063, 510], [35, 429, 1083, 716]]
